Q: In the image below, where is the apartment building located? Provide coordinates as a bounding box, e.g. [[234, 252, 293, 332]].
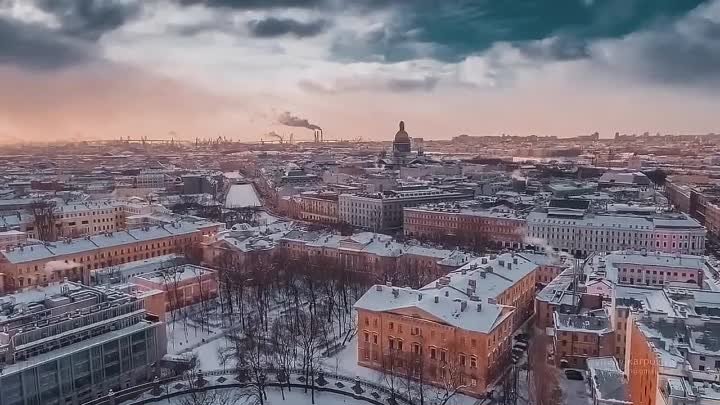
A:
[[553, 309, 615, 368], [526, 209, 705, 257], [338, 189, 469, 231], [0, 281, 167, 405], [421, 253, 539, 330], [628, 314, 720, 405], [597, 251, 707, 287], [0, 220, 222, 294], [586, 357, 632, 405], [51, 201, 126, 238], [403, 203, 527, 248], [676, 184, 720, 239], [0, 200, 169, 241], [354, 284, 514, 397], [298, 191, 339, 224], [130, 264, 218, 311], [354, 253, 539, 397], [0, 230, 26, 250], [206, 224, 475, 286], [535, 267, 579, 329], [611, 285, 675, 368]]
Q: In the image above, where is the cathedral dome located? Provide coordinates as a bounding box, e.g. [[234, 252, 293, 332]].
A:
[[394, 121, 410, 144]]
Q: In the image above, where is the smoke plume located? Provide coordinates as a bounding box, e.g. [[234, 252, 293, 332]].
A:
[[278, 111, 321, 131]]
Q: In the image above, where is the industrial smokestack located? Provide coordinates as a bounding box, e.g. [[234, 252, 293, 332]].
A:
[[278, 111, 321, 133]]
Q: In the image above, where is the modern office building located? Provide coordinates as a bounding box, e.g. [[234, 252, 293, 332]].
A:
[[0, 281, 167, 405]]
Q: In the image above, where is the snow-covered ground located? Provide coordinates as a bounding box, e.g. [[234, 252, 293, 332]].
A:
[[152, 387, 373, 405], [225, 184, 262, 209]]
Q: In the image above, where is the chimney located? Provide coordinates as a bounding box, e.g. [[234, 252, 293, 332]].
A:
[[460, 301, 467, 312], [392, 288, 399, 298], [375, 285, 383, 292], [386, 281, 392, 287], [476, 303, 482, 312], [481, 257, 488, 264], [513, 257, 518, 265], [417, 293, 423, 301], [507, 263, 512, 270], [444, 290, 449, 297], [499, 259, 505, 266], [434, 296, 439, 303]]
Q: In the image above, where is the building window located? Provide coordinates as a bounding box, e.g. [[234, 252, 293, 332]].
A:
[[460, 354, 466, 366], [373, 334, 378, 345], [430, 347, 437, 360], [363, 332, 369, 342], [389, 322, 394, 330], [470, 356, 477, 368]]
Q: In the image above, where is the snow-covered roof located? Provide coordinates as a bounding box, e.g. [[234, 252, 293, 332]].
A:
[[225, 184, 262, 209], [354, 284, 511, 334], [421, 253, 538, 301], [0, 222, 209, 264]]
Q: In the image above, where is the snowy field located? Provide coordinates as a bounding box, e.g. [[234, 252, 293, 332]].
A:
[[152, 387, 372, 405], [225, 184, 262, 209]]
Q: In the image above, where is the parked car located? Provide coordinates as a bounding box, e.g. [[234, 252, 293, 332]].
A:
[[513, 342, 528, 351], [514, 333, 529, 342], [565, 369, 584, 381]]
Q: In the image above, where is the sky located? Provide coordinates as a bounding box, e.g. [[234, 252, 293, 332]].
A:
[[0, 0, 719, 144]]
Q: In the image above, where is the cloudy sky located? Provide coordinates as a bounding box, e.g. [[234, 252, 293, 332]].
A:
[[1, 0, 719, 143]]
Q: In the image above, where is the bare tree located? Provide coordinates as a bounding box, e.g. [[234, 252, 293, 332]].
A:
[[174, 359, 238, 405], [435, 344, 468, 405], [296, 307, 325, 404], [527, 330, 562, 405], [30, 200, 57, 242], [271, 315, 297, 400], [228, 314, 271, 405], [379, 342, 404, 403], [401, 341, 429, 405]]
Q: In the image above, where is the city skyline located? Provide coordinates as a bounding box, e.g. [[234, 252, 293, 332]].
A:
[[1, 0, 719, 143]]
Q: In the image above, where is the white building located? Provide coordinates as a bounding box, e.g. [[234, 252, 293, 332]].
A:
[[0, 230, 26, 250], [526, 209, 705, 257]]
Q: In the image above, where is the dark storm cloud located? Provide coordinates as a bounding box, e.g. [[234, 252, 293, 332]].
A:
[[0, 16, 96, 69], [328, 0, 710, 63], [612, 13, 720, 85], [176, 0, 325, 9], [34, 0, 142, 40], [247, 17, 328, 38]]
